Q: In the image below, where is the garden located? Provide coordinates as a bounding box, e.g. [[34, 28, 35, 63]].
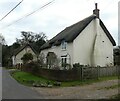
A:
[[10, 69, 118, 88]]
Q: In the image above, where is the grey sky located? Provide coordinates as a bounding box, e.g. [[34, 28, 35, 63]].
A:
[[0, 0, 118, 45]]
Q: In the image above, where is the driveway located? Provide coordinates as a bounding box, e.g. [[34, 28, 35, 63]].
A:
[[32, 79, 119, 99], [2, 68, 43, 99]]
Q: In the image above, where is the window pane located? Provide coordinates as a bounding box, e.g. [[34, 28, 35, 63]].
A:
[[61, 41, 66, 50], [61, 57, 67, 67], [65, 58, 67, 64]]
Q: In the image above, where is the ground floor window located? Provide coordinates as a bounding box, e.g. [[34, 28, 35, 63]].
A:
[[61, 56, 67, 67], [61, 54, 71, 69]]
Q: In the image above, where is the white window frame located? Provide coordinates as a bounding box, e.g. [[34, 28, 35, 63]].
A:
[[61, 40, 67, 50], [61, 56, 67, 67]]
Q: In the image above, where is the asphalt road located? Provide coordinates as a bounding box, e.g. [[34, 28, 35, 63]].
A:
[[2, 68, 43, 99]]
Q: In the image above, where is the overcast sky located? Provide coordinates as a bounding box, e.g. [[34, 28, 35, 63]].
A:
[[0, 0, 119, 45]]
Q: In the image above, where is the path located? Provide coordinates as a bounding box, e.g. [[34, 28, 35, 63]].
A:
[[2, 68, 43, 99], [2, 67, 119, 99]]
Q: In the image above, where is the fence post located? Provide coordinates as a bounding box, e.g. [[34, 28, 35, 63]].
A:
[[81, 67, 83, 81], [106, 67, 108, 76], [117, 66, 119, 78], [97, 66, 99, 79], [79, 67, 82, 80]]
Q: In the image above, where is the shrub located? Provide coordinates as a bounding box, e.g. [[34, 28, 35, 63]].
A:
[[73, 63, 80, 68], [52, 66, 60, 70], [24, 61, 40, 73], [21, 53, 33, 64]]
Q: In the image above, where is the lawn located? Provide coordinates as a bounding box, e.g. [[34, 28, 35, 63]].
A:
[[10, 70, 118, 87], [11, 70, 55, 86]]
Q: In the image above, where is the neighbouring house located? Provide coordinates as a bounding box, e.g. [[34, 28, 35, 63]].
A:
[[40, 3, 116, 69], [114, 46, 120, 65], [12, 43, 38, 66]]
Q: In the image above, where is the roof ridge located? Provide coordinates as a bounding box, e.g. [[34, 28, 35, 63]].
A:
[[13, 43, 38, 56], [66, 14, 96, 29], [40, 14, 116, 50], [40, 15, 96, 50]]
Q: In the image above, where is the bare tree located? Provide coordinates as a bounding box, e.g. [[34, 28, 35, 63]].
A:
[[0, 34, 6, 45]]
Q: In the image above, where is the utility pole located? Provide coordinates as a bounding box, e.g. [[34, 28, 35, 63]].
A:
[[0, 34, 3, 67]]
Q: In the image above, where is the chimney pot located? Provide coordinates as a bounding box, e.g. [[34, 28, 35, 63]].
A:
[[95, 3, 97, 9], [93, 3, 100, 18]]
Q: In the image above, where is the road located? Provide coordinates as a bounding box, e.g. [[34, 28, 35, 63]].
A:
[[2, 68, 43, 99], [2, 67, 118, 99]]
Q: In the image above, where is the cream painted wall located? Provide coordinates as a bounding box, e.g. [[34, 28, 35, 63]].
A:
[[12, 56, 16, 65], [73, 18, 114, 67], [13, 46, 37, 65], [40, 43, 73, 66], [93, 19, 113, 66], [73, 19, 96, 66], [41, 18, 114, 67]]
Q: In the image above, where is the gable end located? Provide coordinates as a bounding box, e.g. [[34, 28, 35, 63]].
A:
[[100, 20, 116, 46]]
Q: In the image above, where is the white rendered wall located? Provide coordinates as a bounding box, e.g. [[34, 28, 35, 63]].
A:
[[93, 19, 114, 66], [40, 43, 73, 66], [41, 18, 114, 67], [73, 18, 114, 67], [15, 46, 37, 65], [73, 19, 96, 66]]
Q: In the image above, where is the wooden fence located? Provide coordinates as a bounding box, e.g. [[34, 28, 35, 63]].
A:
[[23, 65, 119, 81], [99, 66, 118, 77]]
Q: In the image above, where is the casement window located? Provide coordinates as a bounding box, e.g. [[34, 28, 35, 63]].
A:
[[61, 55, 67, 67], [61, 40, 67, 50]]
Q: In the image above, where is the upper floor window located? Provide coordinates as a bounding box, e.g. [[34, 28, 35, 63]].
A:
[[61, 40, 67, 50], [51, 43, 56, 48]]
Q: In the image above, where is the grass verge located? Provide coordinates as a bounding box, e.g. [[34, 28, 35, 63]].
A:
[[11, 70, 55, 86], [110, 94, 120, 99], [10, 70, 118, 87], [104, 84, 120, 90], [62, 76, 118, 87]]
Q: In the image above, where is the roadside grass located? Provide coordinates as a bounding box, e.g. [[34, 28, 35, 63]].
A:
[[110, 94, 120, 99], [98, 84, 120, 90], [103, 84, 120, 90], [10, 70, 118, 87], [62, 76, 118, 87], [99, 76, 118, 81], [61, 79, 99, 87], [11, 70, 55, 86]]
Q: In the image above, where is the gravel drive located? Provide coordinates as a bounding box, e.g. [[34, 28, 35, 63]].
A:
[[31, 79, 119, 99]]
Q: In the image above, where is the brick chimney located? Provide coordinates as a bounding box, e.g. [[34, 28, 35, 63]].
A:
[[93, 3, 100, 18]]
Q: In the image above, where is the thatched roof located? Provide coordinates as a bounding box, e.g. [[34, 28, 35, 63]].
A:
[[13, 43, 38, 56], [41, 14, 116, 50]]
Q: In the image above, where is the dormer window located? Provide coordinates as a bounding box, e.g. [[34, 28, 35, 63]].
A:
[[61, 40, 67, 50]]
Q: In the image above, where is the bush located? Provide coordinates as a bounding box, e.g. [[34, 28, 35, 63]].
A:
[[73, 63, 86, 68], [21, 53, 33, 64], [24, 61, 40, 73]]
